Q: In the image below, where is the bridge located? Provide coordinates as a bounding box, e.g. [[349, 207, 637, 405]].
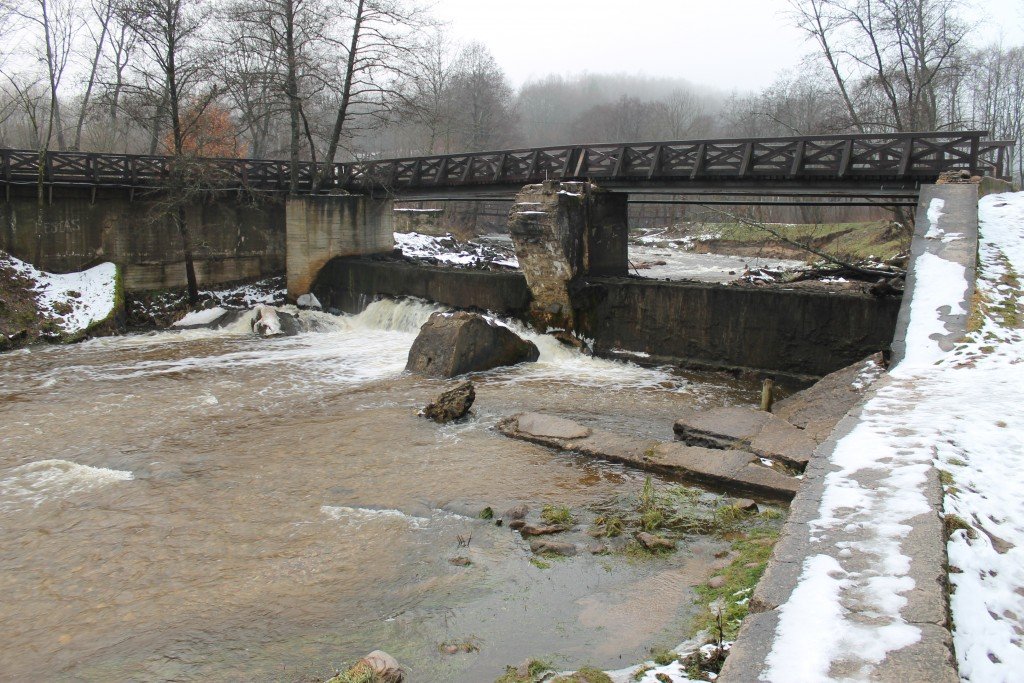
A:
[[0, 131, 1015, 300], [1, 131, 1014, 200]]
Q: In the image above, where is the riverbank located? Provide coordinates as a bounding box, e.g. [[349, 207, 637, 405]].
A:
[[0, 250, 122, 350]]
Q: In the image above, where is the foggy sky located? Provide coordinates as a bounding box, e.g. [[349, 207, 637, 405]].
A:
[[438, 0, 1024, 92]]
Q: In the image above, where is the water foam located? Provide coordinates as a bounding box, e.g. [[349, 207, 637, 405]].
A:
[[320, 504, 430, 529], [24, 297, 682, 395], [0, 459, 133, 511]]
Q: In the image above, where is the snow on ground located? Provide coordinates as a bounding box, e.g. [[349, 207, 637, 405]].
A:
[[393, 231, 519, 268], [200, 278, 283, 307], [0, 251, 117, 337], [939, 192, 1024, 681], [760, 192, 1024, 682]]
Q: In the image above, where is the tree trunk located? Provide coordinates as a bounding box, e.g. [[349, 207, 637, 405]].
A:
[[176, 206, 200, 303], [285, 0, 301, 194], [312, 0, 364, 193], [74, 4, 111, 150]]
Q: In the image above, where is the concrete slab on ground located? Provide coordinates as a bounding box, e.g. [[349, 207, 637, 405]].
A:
[[673, 406, 816, 471], [499, 412, 800, 501]]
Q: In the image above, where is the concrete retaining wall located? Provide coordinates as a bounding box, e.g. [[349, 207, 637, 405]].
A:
[[312, 258, 531, 316], [312, 257, 901, 379], [285, 195, 394, 299], [575, 278, 900, 379], [0, 185, 285, 291]]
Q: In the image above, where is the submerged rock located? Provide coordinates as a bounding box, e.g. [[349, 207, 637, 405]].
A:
[[529, 539, 577, 556], [519, 523, 567, 537], [405, 311, 539, 378], [551, 330, 592, 355], [516, 413, 592, 440], [503, 503, 529, 521], [421, 380, 475, 423]]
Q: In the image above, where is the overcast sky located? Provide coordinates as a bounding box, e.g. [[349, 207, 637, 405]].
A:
[[437, 0, 1024, 93]]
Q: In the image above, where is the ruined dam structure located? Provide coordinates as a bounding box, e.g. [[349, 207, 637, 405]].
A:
[[0, 132, 1013, 377], [1, 131, 1013, 294]]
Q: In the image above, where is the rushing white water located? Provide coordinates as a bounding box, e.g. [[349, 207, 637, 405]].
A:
[[0, 459, 134, 512], [4, 298, 684, 397]]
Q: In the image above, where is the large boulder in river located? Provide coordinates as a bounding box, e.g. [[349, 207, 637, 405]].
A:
[[406, 311, 539, 378]]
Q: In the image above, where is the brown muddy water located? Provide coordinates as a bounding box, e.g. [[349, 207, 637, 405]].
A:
[[0, 300, 769, 682]]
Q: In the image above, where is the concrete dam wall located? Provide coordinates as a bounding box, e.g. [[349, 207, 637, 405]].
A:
[[312, 257, 900, 379], [0, 185, 285, 291]]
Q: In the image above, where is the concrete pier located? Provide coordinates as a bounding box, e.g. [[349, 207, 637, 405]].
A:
[[508, 181, 627, 329], [285, 195, 394, 300]]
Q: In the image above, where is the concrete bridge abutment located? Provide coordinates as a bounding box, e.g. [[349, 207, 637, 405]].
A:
[[285, 194, 394, 300], [508, 180, 627, 330]]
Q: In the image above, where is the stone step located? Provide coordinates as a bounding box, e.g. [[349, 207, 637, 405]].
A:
[[672, 406, 816, 472], [498, 412, 799, 501], [772, 352, 885, 443]]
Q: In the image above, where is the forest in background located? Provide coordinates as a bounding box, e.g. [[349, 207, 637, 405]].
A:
[[0, 0, 1021, 187]]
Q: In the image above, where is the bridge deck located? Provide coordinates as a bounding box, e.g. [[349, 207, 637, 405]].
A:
[[0, 131, 1013, 197]]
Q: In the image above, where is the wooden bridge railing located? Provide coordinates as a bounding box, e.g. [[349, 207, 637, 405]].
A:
[[0, 131, 1014, 195]]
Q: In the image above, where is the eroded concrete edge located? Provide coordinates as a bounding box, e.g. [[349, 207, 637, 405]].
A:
[[720, 184, 978, 683]]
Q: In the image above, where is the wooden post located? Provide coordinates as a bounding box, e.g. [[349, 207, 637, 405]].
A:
[[760, 378, 774, 412]]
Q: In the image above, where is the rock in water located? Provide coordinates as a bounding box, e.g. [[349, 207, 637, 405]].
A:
[[422, 381, 475, 423], [636, 532, 676, 551], [551, 330, 592, 355], [503, 503, 529, 520], [405, 311, 539, 378], [296, 292, 321, 309], [251, 305, 300, 337], [332, 650, 403, 683], [529, 539, 577, 556]]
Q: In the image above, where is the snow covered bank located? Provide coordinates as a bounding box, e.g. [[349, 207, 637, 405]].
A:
[[0, 251, 121, 345], [729, 190, 1023, 683], [937, 192, 1024, 681], [126, 275, 286, 328]]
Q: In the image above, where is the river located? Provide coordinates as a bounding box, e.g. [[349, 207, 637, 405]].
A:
[[0, 300, 767, 681]]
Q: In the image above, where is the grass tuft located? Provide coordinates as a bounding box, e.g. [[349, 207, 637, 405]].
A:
[[551, 666, 614, 683], [541, 504, 575, 526], [692, 529, 779, 640]]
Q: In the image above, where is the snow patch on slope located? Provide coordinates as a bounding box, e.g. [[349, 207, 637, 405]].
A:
[[1, 251, 117, 336]]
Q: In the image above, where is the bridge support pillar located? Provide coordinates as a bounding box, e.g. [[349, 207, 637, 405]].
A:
[[286, 194, 394, 300], [508, 181, 627, 330]]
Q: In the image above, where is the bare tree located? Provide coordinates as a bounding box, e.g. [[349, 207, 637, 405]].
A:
[[224, 0, 335, 190], [650, 89, 714, 139], [311, 0, 426, 192], [790, 0, 969, 132], [12, 0, 80, 150], [72, 0, 114, 149], [117, 0, 219, 303], [445, 42, 517, 152], [404, 29, 458, 153]]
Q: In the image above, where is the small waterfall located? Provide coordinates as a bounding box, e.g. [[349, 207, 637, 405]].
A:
[[344, 298, 446, 334]]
